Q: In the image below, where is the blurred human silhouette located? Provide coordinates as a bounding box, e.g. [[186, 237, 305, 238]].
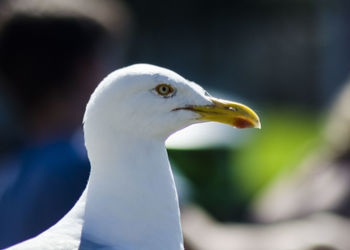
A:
[[0, 0, 131, 248]]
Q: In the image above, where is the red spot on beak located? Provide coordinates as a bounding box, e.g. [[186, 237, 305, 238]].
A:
[[234, 117, 254, 129]]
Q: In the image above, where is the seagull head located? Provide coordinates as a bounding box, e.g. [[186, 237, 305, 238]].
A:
[[84, 64, 260, 139]]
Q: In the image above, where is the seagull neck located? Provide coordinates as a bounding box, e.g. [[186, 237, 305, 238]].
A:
[[82, 134, 184, 250]]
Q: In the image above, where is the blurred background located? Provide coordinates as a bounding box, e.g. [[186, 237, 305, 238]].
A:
[[0, 0, 350, 249]]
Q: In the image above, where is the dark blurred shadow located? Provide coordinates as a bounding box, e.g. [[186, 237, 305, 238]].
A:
[[0, 0, 131, 248]]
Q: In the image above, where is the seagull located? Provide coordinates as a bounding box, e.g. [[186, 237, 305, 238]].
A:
[[7, 64, 260, 250]]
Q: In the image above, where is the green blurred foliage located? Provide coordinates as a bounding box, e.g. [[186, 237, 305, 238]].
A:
[[169, 148, 237, 221], [169, 106, 324, 222], [232, 106, 323, 202]]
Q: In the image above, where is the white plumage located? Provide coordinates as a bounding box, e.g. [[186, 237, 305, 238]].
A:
[[8, 64, 260, 250]]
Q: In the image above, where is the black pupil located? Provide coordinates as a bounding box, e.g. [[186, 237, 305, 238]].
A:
[[161, 86, 168, 93]]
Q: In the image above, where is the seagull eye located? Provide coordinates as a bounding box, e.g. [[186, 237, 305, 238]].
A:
[[155, 83, 175, 97]]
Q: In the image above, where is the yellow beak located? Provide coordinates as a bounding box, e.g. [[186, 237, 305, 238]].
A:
[[175, 97, 261, 129]]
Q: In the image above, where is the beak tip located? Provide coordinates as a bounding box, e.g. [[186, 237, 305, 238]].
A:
[[254, 118, 261, 129], [256, 122, 262, 129]]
